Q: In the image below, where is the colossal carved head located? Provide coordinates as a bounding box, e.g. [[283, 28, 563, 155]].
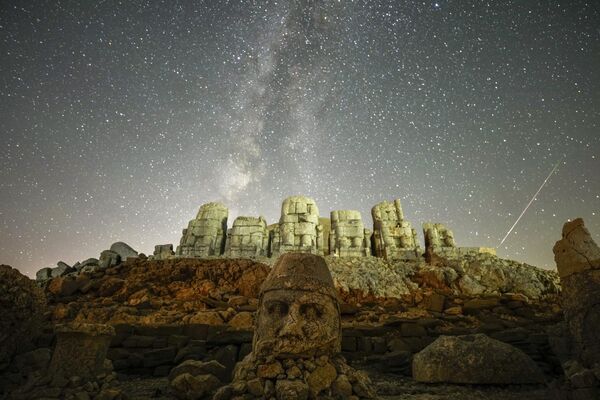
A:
[[253, 253, 341, 359]]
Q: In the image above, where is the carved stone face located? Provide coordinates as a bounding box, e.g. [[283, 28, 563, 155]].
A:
[[254, 289, 341, 358], [252, 253, 341, 359]]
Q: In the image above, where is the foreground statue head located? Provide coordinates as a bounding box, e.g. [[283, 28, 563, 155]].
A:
[[254, 252, 341, 358], [216, 253, 376, 399]]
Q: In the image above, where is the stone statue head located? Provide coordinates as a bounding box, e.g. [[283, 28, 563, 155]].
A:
[[253, 253, 341, 359]]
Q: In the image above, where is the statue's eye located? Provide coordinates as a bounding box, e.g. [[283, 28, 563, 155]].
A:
[[266, 301, 288, 316], [299, 303, 322, 319]]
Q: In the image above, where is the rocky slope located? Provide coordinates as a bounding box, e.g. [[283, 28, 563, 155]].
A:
[[38, 253, 561, 328]]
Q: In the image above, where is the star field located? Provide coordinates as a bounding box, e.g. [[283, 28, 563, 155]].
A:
[[1, 0, 599, 276]]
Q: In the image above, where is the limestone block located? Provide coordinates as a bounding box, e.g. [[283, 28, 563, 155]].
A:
[[176, 202, 228, 257], [330, 210, 371, 257], [153, 244, 174, 260], [225, 216, 269, 258], [270, 196, 324, 257], [372, 199, 420, 260], [424, 223, 458, 259]]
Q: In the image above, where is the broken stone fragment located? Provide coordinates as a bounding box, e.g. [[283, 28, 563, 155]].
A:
[[176, 202, 229, 258], [412, 334, 545, 384], [554, 218, 600, 369], [98, 250, 120, 270], [109, 241, 138, 260], [153, 244, 174, 260], [553, 217, 600, 279], [49, 323, 115, 381], [51, 261, 74, 278]]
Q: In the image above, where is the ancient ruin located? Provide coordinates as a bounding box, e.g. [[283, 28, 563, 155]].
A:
[[225, 216, 270, 257], [553, 218, 600, 398], [153, 243, 175, 260], [218, 253, 376, 399], [371, 199, 421, 260], [167, 196, 496, 263], [329, 210, 372, 257], [269, 196, 325, 257], [49, 323, 115, 381], [176, 202, 228, 257]]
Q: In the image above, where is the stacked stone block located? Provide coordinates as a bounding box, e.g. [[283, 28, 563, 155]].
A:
[[225, 216, 269, 258], [423, 222, 457, 258], [270, 196, 325, 257], [176, 202, 228, 257], [329, 210, 372, 257], [424, 222, 496, 259], [371, 199, 421, 260]]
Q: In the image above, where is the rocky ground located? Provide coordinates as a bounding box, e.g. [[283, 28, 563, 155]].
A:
[[39, 254, 561, 329], [95, 370, 551, 400], [1, 253, 567, 399]]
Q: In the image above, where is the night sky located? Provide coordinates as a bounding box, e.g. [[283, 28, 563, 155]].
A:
[[1, 1, 599, 277]]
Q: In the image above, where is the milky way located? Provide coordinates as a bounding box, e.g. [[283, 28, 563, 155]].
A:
[[1, 1, 599, 276]]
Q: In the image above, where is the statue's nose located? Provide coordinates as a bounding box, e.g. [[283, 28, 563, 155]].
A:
[[279, 307, 303, 336]]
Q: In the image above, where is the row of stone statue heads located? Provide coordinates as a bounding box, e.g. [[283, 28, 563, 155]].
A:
[[167, 196, 463, 261]]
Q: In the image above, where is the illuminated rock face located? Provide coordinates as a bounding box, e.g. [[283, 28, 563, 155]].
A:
[[423, 222, 456, 258], [329, 210, 372, 257], [554, 218, 600, 368], [216, 253, 376, 400], [176, 202, 228, 257], [270, 196, 324, 257], [169, 196, 496, 262], [371, 199, 421, 260], [253, 253, 341, 359], [225, 216, 269, 258]]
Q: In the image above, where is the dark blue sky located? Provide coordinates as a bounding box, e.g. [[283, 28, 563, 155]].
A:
[[1, 0, 599, 276]]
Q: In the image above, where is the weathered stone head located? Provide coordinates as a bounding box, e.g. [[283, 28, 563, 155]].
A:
[[253, 252, 341, 359]]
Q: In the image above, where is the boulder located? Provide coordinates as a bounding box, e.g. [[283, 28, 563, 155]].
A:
[[554, 218, 600, 279], [554, 218, 600, 368], [412, 334, 545, 384], [99, 250, 121, 270], [275, 380, 309, 400], [78, 258, 99, 269], [153, 244, 174, 260], [110, 242, 139, 260], [169, 359, 226, 382], [170, 372, 221, 400], [52, 261, 74, 277], [47, 276, 81, 297], [36, 267, 53, 281]]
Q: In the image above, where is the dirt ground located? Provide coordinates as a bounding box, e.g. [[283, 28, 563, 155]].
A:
[[116, 369, 551, 400]]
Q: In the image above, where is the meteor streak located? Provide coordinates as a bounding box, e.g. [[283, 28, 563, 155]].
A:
[[499, 160, 562, 246]]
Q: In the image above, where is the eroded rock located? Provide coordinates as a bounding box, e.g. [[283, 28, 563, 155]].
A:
[[412, 334, 545, 384]]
